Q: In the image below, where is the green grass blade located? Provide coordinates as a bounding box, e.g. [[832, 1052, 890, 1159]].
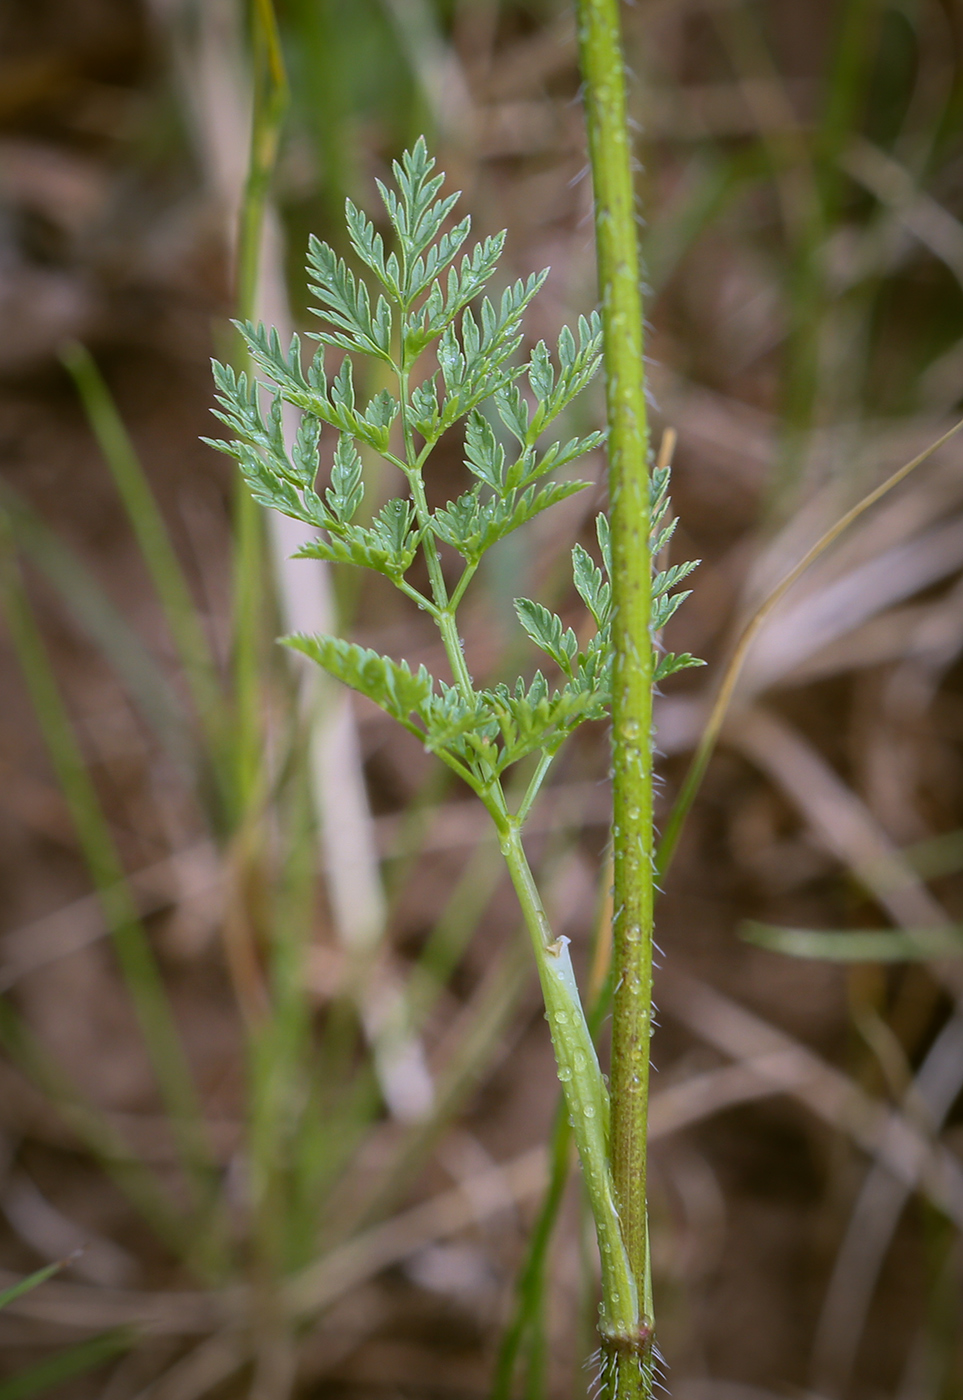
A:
[[901, 828, 963, 881], [0, 999, 187, 1250], [0, 1330, 132, 1400], [0, 1260, 66, 1312], [231, 0, 289, 812], [61, 345, 223, 722], [492, 1106, 572, 1400], [236, 0, 289, 325], [0, 533, 219, 1232], [60, 343, 232, 827], [246, 769, 320, 1274], [0, 485, 192, 765], [742, 922, 963, 962]]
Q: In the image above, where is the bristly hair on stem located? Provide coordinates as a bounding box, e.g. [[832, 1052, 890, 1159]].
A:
[[206, 137, 701, 1379], [574, 0, 667, 1392]]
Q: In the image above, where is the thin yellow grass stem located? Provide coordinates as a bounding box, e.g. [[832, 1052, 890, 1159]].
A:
[[657, 416, 963, 879]]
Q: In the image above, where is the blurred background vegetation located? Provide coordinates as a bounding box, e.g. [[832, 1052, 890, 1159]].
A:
[[1, 1, 963, 1398]]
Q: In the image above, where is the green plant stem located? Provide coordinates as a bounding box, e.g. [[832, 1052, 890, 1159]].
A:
[[496, 818, 638, 1347], [398, 378, 479, 708], [576, 0, 654, 1387], [0, 1329, 133, 1400], [491, 1104, 572, 1400], [232, 0, 289, 810]]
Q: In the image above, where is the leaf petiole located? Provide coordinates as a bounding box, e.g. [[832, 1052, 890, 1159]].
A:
[[515, 749, 556, 827]]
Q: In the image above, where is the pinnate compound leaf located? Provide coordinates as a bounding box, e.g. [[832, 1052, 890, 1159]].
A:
[[514, 598, 579, 677], [295, 501, 418, 579], [653, 651, 705, 683], [651, 518, 679, 556], [344, 198, 396, 294], [433, 479, 588, 563], [430, 488, 486, 555], [230, 323, 312, 404], [596, 513, 612, 578], [409, 375, 438, 427], [371, 498, 416, 556], [518, 432, 605, 489], [291, 413, 321, 487], [421, 682, 494, 755], [285, 634, 433, 727], [572, 543, 611, 628], [651, 589, 692, 631], [377, 138, 464, 293], [404, 232, 507, 362], [210, 363, 287, 461], [493, 384, 529, 444], [437, 272, 549, 427], [233, 324, 398, 455], [528, 313, 604, 438], [484, 673, 610, 769], [362, 387, 400, 442], [463, 411, 506, 493], [211, 142, 706, 786], [230, 445, 323, 524], [528, 340, 555, 402], [306, 238, 393, 360], [502, 479, 589, 541], [331, 357, 355, 413], [403, 216, 472, 305]]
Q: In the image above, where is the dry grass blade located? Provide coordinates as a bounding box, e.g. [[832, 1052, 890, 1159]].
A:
[[740, 514, 963, 694], [284, 1146, 548, 1320], [0, 1027, 944, 1394], [810, 1010, 963, 1397], [130, 1331, 246, 1400], [841, 139, 963, 292], [0, 843, 219, 991], [2, 1171, 136, 1287], [729, 705, 963, 994], [657, 417, 963, 876], [659, 970, 963, 1228], [0, 1274, 230, 1334]]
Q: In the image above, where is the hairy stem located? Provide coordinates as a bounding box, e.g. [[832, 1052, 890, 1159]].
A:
[[576, 0, 655, 1391]]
